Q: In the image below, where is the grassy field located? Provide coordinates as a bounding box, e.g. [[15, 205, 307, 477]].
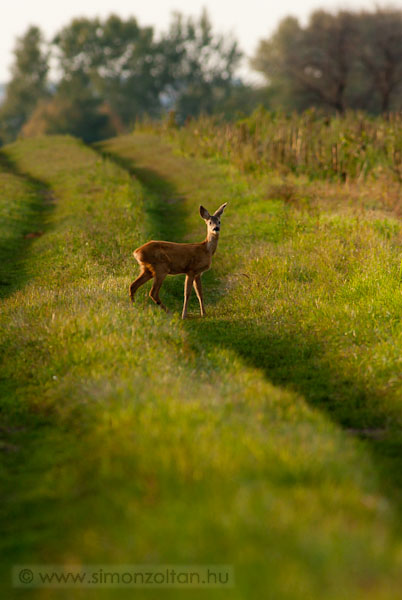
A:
[[1, 129, 402, 599], [147, 109, 402, 183]]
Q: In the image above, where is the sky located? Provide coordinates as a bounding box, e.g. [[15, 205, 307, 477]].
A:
[[0, 0, 392, 83]]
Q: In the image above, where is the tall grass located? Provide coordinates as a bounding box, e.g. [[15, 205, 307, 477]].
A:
[[139, 108, 402, 181]]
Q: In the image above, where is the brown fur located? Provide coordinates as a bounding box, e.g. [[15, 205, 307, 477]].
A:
[[129, 203, 227, 318]]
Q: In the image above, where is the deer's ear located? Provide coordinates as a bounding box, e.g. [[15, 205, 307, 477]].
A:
[[213, 202, 227, 218], [200, 205, 210, 220]]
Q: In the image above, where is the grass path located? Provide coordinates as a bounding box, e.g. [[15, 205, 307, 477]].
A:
[[0, 134, 402, 599], [0, 150, 55, 298]]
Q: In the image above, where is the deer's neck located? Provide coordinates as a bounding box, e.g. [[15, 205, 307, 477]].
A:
[[205, 232, 219, 255]]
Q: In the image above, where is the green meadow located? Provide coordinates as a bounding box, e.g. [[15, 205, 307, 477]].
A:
[[1, 125, 402, 599]]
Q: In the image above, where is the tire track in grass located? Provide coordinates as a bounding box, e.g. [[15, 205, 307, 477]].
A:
[[0, 148, 63, 596], [0, 150, 55, 297], [0, 136, 150, 598], [0, 149, 58, 505]]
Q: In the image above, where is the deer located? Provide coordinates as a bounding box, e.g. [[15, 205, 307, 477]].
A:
[[129, 203, 227, 319]]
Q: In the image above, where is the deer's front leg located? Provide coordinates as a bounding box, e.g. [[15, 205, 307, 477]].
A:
[[182, 274, 194, 319], [193, 274, 206, 317]]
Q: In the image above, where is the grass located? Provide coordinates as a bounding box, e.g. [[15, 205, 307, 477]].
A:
[[141, 108, 402, 182], [1, 131, 402, 599], [0, 150, 54, 297]]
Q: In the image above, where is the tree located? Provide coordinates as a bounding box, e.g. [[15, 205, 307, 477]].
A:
[[0, 26, 49, 143], [52, 11, 243, 127], [21, 77, 116, 143], [1, 12, 246, 144], [53, 15, 163, 126], [301, 11, 358, 113], [250, 17, 306, 111], [251, 11, 358, 113], [251, 8, 402, 114], [357, 9, 402, 112], [161, 10, 242, 120]]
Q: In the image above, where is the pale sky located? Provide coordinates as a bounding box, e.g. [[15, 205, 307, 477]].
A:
[[0, 0, 392, 82]]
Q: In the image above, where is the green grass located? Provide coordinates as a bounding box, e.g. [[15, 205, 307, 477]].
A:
[[1, 133, 402, 599], [140, 109, 402, 182], [0, 150, 53, 297]]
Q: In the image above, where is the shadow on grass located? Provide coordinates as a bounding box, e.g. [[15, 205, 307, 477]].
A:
[[188, 317, 402, 515], [93, 141, 188, 242], [94, 138, 402, 522], [0, 151, 62, 574], [0, 150, 55, 298]]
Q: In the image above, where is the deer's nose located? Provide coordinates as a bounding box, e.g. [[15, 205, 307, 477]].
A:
[[213, 226, 220, 232]]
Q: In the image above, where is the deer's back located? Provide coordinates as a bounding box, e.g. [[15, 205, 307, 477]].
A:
[[134, 240, 211, 275]]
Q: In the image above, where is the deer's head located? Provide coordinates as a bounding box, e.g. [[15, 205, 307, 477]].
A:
[[200, 203, 227, 236]]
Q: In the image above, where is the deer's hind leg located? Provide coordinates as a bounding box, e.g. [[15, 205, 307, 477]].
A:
[[129, 267, 152, 302], [149, 269, 168, 312]]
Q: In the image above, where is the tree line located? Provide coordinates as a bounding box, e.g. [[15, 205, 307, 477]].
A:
[[1, 7, 402, 145], [253, 7, 402, 114], [0, 11, 243, 144]]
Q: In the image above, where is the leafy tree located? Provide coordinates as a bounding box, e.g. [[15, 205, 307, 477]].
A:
[[53, 15, 163, 125], [252, 11, 358, 113], [2, 12, 246, 144], [357, 9, 402, 112], [250, 17, 306, 111], [251, 8, 402, 114], [161, 10, 242, 120], [53, 11, 242, 125], [22, 74, 116, 143], [0, 26, 49, 143], [302, 11, 358, 113]]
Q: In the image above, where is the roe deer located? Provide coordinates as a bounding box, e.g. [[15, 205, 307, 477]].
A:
[[130, 203, 227, 319]]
